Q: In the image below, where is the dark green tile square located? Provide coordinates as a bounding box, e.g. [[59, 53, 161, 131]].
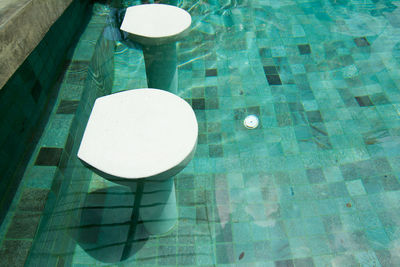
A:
[[266, 75, 282, 85], [298, 44, 311, 54], [205, 68, 218, 77], [30, 81, 42, 103], [340, 163, 359, 181], [192, 98, 205, 110], [259, 47, 271, 57], [6, 212, 41, 239], [0, 240, 32, 267], [354, 37, 370, 47], [35, 147, 63, 166], [355, 96, 373, 107], [177, 174, 195, 190], [18, 188, 49, 212], [264, 66, 278, 74], [56, 100, 79, 114], [247, 106, 261, 116], [356, 160, 379, 178], [374, 158, 392, 174], [196, 206, 208, 223], [209, 145, 223, 158], [381, 174, 400, 191], [198, 134, 207, 144], [234, 108, 246, 120], [375, 249, 396, 266], [370, 93, 389, 105], [195, 190, 207, 204], [339, 55, 354, 65], [306, 110, 323, 123], [362, 176, 384, 194], [289, 102, 304, 112]]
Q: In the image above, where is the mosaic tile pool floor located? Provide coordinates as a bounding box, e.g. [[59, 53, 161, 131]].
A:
[[4, 0, 400, 266], [97, 0, 400, 265]]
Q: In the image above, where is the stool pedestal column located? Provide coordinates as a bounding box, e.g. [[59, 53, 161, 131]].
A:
[[143, 43, 178, 93], [132, 178, 177, 235]]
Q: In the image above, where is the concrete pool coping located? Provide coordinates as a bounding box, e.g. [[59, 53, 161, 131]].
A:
[[0, 0, 74, 90]]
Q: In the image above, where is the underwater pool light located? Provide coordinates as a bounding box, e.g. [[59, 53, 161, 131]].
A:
[[244, 115, 259, 129]]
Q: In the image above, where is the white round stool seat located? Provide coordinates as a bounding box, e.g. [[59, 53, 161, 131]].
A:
[[77, 88, 198, 179], [120, 4, 191, 45]]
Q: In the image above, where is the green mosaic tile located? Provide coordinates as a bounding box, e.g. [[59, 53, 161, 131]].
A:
[[2, 0, 400, 266]]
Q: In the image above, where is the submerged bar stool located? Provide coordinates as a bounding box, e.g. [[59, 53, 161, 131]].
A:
[[120, 4, 191, 93], [78, 89, 198, 235]]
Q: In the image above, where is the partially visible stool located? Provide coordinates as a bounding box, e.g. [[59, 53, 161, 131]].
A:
[[120, 4, 191, 92], [78, 88, 198, 235]]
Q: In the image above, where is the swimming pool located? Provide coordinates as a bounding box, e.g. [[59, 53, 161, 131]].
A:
[[3, 0, 400, 265]]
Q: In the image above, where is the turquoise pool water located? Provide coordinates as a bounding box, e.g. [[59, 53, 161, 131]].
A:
[[3, 0, 400, 266]]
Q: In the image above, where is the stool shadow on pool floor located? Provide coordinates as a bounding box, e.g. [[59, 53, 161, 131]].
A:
[[69, 186, 150, 263]]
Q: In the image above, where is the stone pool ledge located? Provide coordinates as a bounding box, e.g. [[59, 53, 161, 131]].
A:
[[0, 0, 73, 89]]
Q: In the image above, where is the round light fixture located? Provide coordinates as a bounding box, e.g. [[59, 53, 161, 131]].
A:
[[244, 115, 259, 129]]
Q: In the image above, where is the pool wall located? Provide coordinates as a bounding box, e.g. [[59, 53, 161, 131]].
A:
[[0, 0, 90, 224], [25, 7, 115, 266]]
